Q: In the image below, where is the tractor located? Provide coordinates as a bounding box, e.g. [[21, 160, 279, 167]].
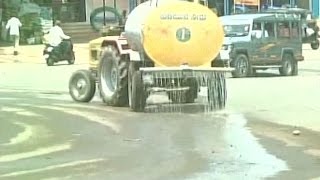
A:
[[68, 0, 233, 112]]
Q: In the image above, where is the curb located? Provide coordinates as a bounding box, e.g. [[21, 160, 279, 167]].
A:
[[0, 43, 89, 64]]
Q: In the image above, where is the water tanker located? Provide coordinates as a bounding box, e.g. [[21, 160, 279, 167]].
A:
[[68, 0, 233, 112], [125, 0, 224, 67]]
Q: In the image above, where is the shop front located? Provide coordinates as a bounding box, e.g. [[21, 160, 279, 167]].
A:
[[86, 0, 129, 23], [216, 0, 312, 15], [1, 0, 54, 43], [51, 0, 87, 23]]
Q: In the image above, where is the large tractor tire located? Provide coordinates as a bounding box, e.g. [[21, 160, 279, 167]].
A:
[[279, 53, 297, 76], [98, 46, 129, 106], [69, 70, 96, 102], [207, 73, 227, 110], [129, 70, 147, 112], [231, 54, 250, 78], [128, 62, 146, 112]]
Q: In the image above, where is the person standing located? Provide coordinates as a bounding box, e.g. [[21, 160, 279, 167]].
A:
[[6, 14, 22, 55]]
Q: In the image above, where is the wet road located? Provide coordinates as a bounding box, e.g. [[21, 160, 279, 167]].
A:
[[0, 89, 289, 180], [1, 46, 320, 179]]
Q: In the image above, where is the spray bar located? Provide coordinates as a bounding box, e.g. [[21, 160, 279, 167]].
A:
[[148, 87, 190, 93], [139, 66, 234, 72]]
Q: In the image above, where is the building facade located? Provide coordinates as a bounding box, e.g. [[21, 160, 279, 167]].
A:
[[85, 0, 129, 23], [39, 0, 320, 24], [219, 0, 312, 16], [0, 0, 319, 25]]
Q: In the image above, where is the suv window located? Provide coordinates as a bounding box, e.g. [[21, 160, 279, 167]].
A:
[[223, 24, 250, 37], [252, 22, 263, 39], [263, 22, 275, 39], [291, 21, 300, 38], [278, 21, 290, 38]]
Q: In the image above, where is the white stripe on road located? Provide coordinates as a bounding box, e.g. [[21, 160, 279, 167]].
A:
[[36, 94, 71, 101], [1, 107, 25, 112], [33, 105, 121, 133], [1, 106, 42, 117], [0, 143, 71, 163], [1, 122, 33, 146], [0, 97, 17, 100], [16, 111, 42, 117], [0, 158, 105, 178]]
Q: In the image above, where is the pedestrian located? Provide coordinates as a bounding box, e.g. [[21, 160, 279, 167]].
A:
[[6, 14, 22, 55], [121, 10, 128, 25]]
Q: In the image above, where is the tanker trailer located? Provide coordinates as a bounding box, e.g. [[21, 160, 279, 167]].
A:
[[68, 0, 232, 111], [122, 0, 232, 111]]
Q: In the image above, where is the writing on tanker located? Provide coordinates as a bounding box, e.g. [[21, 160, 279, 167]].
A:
[[160, 13, 206, 21]]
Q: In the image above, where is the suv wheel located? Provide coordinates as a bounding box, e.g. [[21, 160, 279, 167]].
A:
[[231, 54, 250, 78], [279, 53, 296, 76]]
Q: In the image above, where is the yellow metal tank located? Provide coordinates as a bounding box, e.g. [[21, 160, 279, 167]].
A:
[[125, 0, 224, 67]]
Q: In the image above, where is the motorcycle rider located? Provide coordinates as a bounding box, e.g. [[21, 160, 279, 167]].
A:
[[48, 20, 72, 56]]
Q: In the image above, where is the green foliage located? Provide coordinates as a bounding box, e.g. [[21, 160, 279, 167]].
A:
[[20, 13, 44, 44]]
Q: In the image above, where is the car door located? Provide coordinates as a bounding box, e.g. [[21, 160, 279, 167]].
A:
[[250, 21, 266, 64], [259, 21, 279, 65]]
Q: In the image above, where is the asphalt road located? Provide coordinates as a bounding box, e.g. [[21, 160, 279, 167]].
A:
[[1, 45, 320, 180]]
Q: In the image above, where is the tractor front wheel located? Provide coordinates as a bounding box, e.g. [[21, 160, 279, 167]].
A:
[[69, 69, 96, 102]]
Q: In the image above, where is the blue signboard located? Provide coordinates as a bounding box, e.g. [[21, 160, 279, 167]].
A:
[[312, 0, 319, 17]]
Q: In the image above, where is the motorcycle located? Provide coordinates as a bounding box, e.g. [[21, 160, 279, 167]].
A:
[[43, 39, 75, 66]]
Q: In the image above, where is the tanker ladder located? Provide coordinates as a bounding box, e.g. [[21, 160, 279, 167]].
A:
[[129, 66, 234, 112]]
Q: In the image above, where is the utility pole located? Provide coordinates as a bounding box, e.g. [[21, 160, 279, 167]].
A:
[[103, 0, 106, 26], [224, 0, 229, 15], [114, 0, 117, 9]]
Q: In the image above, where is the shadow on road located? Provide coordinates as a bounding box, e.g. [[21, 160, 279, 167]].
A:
[[253, 72, 281, 78], [145, 101, 225, 114]]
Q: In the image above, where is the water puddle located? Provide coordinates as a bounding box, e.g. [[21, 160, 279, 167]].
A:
[[189, 113, 289, 179]]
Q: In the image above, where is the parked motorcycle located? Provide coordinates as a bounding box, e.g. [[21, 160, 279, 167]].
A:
[[43, 39, 75, 66]]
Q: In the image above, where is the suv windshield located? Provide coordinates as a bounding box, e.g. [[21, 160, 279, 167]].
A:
[[223, 24, 250, 37]]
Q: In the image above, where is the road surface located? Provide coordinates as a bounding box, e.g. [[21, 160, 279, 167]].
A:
[[0, 44, 320, 179]]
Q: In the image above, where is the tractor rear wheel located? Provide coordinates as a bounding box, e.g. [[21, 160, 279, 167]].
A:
[[130, 70, 146, 112], [98, 46, 129, 106]]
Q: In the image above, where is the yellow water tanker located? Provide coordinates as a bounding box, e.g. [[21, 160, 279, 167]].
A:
[[124, 0, 224, 67]]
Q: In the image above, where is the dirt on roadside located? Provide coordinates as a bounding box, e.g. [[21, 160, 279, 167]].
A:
[[246, 114, 320, 180]]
